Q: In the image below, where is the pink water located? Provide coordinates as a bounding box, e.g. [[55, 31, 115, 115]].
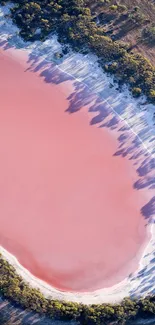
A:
[[0, 49, 149, 292]]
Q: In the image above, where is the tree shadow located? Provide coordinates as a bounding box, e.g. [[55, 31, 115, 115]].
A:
[[111, 19, 138, 40], [21, 45, 155, 320], [113, 14, 128, 27], [0, 37, 154, 219], [137, 157, 155, 177], [0, 295, 77, 325], [138, 37, 155, 49], [141, 197, 155, 219], [0, 33, 155, 307], [66, 82, 96, 114], [27, 52, 155, 224], [134, 176, 155, 190]]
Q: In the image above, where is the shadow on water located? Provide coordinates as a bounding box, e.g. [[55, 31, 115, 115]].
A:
[[24, 50, 155, 207], [0, 42, 155, 212], [0, 38, 155, 315], [23, 48, 155, 300], [141, 197, 155, 219]]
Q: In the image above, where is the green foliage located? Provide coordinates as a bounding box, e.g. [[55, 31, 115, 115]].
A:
[[0, 254, 155, 324], [1, 0, 155, 103], [0, 1, 154, 323], [109, 5, 118, 11], [105, 53, 155, 101], [128, 11, 146, 25], [117, 4, 127, 13], [142, 25, 155, 41], [132, 87, 142, 97], [149, 89, 155, 100]]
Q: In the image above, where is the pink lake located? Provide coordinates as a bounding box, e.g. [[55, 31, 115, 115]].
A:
[[0, 49, 149, 292]]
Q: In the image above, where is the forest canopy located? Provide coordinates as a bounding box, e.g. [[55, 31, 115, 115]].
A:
[[0, 253, 155, 325], [1, 0, 155, 103], [0, 1, 155, 324]]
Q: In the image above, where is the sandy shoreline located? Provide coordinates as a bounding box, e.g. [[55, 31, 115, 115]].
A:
[[0, 3, 155, 305]]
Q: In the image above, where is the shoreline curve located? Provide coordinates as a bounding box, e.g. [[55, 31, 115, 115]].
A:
[[0, 46, 154, 305], [0, 2, 155, 307]]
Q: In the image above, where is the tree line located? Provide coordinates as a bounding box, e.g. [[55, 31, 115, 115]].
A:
[[0, 1, 155, 323], [0, 254, 155, 325], [0, 0, 155, 103]]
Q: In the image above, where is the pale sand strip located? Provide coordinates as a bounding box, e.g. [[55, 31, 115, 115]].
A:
[[0, 3, 154, 304]]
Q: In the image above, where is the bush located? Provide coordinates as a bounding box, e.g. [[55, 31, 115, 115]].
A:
[[109, 5, 118, 11], [0, 253, 155, 324], [1, 0, 155, 104], [117, 4, 127, 13], [0, 1, 155, 323], [142, 26, 155, 41], [132, 87, 142, 97], [149, 89, 155, 101]]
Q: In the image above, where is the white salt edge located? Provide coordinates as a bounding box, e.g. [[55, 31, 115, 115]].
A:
[[0, 3, 154, 304]]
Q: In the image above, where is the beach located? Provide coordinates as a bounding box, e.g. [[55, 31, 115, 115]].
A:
[[0, 3, 155, 305], [0, 46, 152, 294]]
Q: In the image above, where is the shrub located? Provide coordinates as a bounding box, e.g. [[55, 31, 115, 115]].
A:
[[142, 26, 155, 41], [132, 87, 142, 97], [117, 4, 127, 13], [109, 5, 118, 11], [0, 1, 154, 106], [149, 89, 155, 101], [0, 253, 155, 324]]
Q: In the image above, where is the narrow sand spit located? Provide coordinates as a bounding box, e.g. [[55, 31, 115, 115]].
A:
[[0, 47, 153, 301]]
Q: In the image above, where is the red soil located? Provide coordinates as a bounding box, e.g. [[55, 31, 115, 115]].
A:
[[0, 49, 149, 292]]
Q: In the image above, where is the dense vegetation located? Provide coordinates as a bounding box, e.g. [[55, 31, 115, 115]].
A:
[[1, 0, 155, 103], [0, 254, 155, 325], [0, 1, 155, 323]]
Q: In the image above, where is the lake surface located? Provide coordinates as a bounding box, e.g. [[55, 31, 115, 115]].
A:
[[0, 49, 149, 292]]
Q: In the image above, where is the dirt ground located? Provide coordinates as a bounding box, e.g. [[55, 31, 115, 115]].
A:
[[92, 0, 155, 65]]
